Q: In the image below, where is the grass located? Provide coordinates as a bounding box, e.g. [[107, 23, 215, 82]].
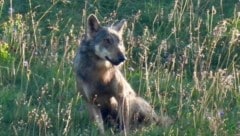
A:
[[0, 0, 240, 135]]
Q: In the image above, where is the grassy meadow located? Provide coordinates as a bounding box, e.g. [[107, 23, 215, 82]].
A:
[[0, 0, 240, 135]]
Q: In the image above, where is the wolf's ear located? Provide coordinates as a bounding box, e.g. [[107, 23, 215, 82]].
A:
[[114, 19, 127, 34], [87, 14, 101, 36]]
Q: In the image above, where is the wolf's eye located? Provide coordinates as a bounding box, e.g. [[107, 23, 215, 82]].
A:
[[104, 38, 111, 44]]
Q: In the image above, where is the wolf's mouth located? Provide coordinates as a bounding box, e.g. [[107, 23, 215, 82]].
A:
[[105, 56, 125, 66]]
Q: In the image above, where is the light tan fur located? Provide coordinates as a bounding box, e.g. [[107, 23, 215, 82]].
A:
[[73, 14, 159, 135]]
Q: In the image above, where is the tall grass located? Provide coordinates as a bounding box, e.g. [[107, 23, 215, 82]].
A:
[[0, 0, 240, 135]]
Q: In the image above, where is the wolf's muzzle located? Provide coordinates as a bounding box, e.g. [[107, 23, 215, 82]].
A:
[[106, 54, 127, 66], [118, 54, 127, 63]]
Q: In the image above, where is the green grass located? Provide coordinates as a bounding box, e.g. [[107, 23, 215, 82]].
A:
[[0, 0, 240, 135]]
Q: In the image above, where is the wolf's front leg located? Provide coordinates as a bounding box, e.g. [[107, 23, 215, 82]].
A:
[[118, 97, 130, 136], [86, 103, 104, 134]]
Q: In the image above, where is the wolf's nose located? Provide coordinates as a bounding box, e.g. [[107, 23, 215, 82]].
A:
[[118, 55, 127, 63]]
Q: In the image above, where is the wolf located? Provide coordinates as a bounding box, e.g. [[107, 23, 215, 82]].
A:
[[73, 14, 159, 135]]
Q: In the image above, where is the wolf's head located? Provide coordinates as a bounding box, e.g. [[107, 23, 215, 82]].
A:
[[87, 14, 127, 66]]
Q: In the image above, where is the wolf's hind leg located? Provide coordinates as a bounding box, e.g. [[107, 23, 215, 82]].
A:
[[131, 97, 159, 123], [86, 103, 105, 134]]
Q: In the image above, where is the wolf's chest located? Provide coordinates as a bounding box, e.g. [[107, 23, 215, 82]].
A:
[[89, 80, 116, 105]]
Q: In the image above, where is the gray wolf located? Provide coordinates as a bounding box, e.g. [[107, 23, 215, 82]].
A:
[[73, 14, 159, 135]]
